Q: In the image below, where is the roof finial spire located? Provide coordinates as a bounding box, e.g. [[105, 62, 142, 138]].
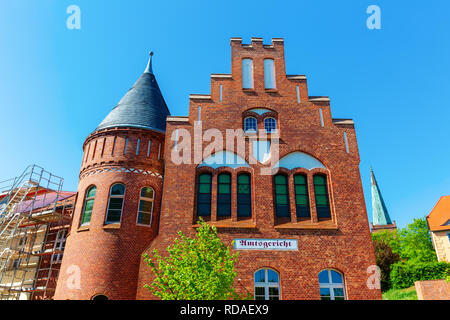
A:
[[145, 51, 154, 74]]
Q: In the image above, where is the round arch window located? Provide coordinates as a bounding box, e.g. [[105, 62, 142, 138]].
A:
[[318, 269, 346, 300], [254, 269, 280, 300]]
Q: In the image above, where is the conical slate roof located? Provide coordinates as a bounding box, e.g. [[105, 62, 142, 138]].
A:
[[371, 168, 393, 226], [95, 52, 170, 133]]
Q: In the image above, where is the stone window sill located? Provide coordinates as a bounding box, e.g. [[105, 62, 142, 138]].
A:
[[275, 220, 337, 230], [193, 218, 256, 229], [77, 226, 90, 232], [103, 223, 121, 230]]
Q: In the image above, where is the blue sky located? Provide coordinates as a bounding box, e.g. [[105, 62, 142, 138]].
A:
[[0, 0, 449, 229]]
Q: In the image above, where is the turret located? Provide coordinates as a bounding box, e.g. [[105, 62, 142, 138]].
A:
[[54, 53, 170, 300]]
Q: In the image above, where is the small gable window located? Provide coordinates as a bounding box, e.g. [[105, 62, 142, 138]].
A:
[[244, 117, 257, 133], [242, 59, 254, 89], [264, 59, 276, 89], [264, 118, 277, 133]]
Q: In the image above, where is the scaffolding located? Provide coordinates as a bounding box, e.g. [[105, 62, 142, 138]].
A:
[[0, 165, 74, 300]]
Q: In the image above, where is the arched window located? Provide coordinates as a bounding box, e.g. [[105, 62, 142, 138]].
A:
[[318, 269, 346, 300], [264, 118, 277, 133], [254, 269, 280, 300], [80, 186, 96, 226], [242, 59, 254, 89], [294, 174, 310, 218], [197, 173, 212, 217], [313, 175, 331, 219], [244, 117, 257, 133], [137, 187, 154, 226], [264, 59, 276, 89], [237, 173, 251, 218], [274, 174, 290, 218], [92, 294, 109, 300], [105, 183, 125, 224], [217, 173, 231, 217]]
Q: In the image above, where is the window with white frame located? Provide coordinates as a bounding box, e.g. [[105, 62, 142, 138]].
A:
[[264, 118, 277, 133], [242, 59, 254, 89], [137, 187, 154, 226], [105, 183, 126, 224], [254, 269, 280, 300], [244, 117, 257, 133], [264, 59, 276, 89], [52, 229, 67, 263], [318, 269, 346, 300]]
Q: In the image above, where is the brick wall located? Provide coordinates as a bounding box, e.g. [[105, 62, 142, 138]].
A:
[[415, 280, 450, 300], [54, 128, 164, 300], [136, 38, 381, 300]]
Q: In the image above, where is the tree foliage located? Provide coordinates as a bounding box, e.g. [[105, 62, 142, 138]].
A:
[[371, 217, 438, 291], [396, 218, 437, 263], [143, 219, 247, 300]]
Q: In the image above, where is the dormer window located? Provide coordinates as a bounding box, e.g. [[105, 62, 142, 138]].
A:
[[244, 117, 257, 133], [242, 59, 254, 89], [264, 117, 277, 133], [264, 59, 276, 89]]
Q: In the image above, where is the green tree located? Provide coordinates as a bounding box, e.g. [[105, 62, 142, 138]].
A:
[[397, 217, 437, 264], [143, 219, 248, 300], [372, 238, 400, 291]]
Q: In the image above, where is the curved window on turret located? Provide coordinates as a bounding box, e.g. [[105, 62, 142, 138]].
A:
[[237, 173, 251, 218], [244, 117, 257, 133], [313, 175, 331, 219], [294, 174, 310, 219], [105, 183, 125, 224], [217, 173, 231, 217], [264, 59, 276, 89], [80, 186, 96, 226], [264, 118, 277, 133], [197, 173, 212, 217], [137, 187, 154, 226], [242, 59, 254, 89], [274, 174, 290, 218]]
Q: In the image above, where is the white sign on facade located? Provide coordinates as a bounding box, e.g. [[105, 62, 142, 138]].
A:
[[234, 239, 298, 251]]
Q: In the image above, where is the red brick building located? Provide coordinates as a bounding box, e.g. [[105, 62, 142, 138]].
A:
[[54, 38, 381, 300]]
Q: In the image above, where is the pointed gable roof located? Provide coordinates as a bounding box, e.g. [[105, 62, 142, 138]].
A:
[[371, 168, 393, 226], [427, 196, 450, 232], [95, 52, 171, 133]]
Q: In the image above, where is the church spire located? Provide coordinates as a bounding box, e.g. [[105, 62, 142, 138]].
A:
[[144, 51, 154, 74], [371, 168, 396, 232]]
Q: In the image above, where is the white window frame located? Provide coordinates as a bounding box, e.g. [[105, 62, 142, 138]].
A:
[[254, 268, 281, 301], [105, 183, 126, 224], [264, 59, 276, 89], [52, 229, 67, 263], [80, 185, 96, 227], [264, 117, 277, 133], [242, 59, 254, 89], [244, 117, 257, 133], [319, 269, 346, 300], [136, 187, 155, 227]]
